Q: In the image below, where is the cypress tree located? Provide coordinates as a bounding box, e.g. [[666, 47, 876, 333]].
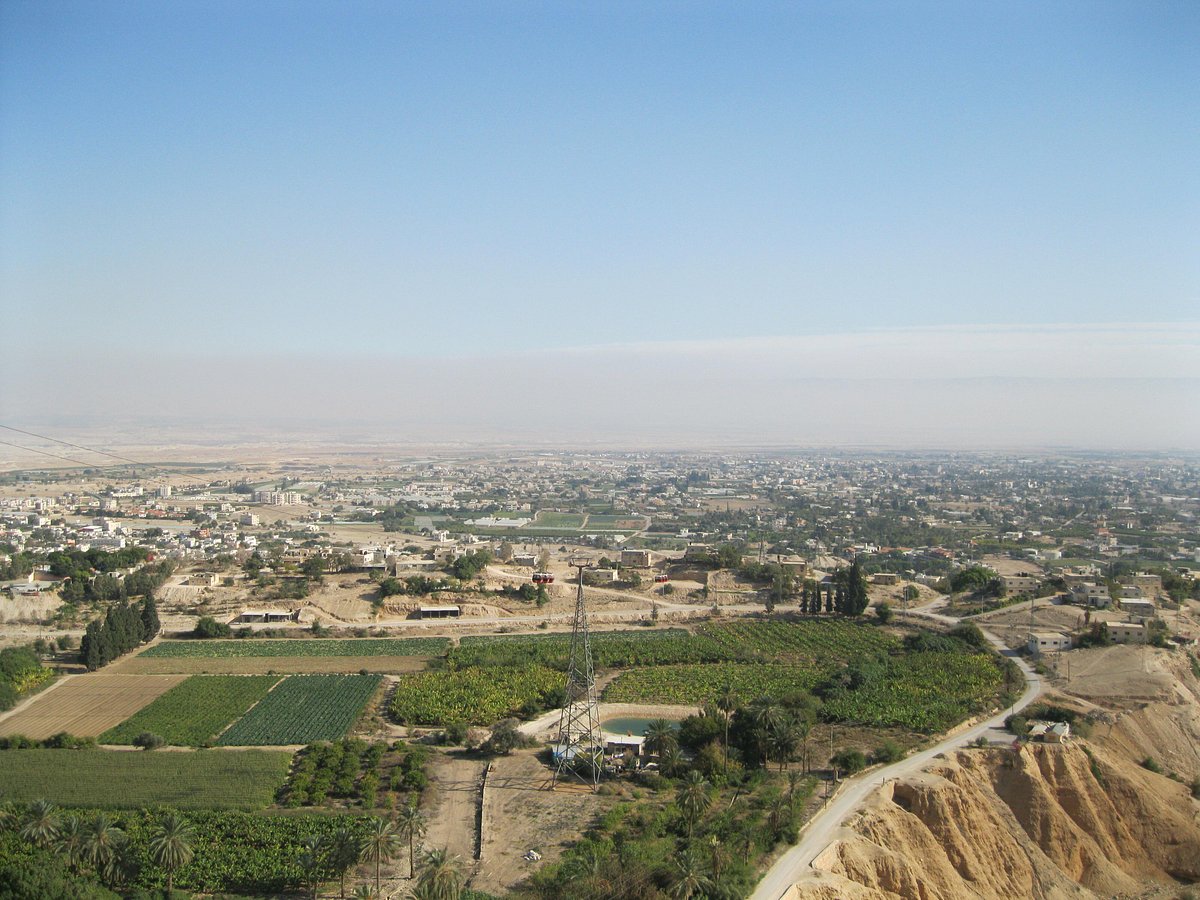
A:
[[140, 594, 160, 641], [81, 621, 103, 671]]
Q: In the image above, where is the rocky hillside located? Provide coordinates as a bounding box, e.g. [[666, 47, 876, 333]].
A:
[[789, 644, 1200, 900]]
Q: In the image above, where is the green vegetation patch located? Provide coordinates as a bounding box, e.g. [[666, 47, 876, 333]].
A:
[[140, 637, 449, 659], [453, 628, 726, 670], [583, 514, 646, 530], [604, 663, 826, 705], [100, 675, 280, 746], [0, 749, 290, 809], [821, 651, 1004, 732], [390, 665, 563, 725], [698, 618, 898, 661], [0, 810, 375, 896], [531, 511, 587, 528], [217, 674, 382, 745]]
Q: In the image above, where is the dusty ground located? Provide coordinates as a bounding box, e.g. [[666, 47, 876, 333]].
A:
[[0, 595, 62, 626], [423, 753, 488, 881], [0, 673, 186, 738], [474, 748, 617, 895], [980, 554, 1046, 578]]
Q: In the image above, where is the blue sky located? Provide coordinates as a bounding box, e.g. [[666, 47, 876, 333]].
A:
[[1, 1, 1197, 447]]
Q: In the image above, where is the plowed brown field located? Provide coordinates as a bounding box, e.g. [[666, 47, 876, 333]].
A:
[[0, 674, 186, 739]]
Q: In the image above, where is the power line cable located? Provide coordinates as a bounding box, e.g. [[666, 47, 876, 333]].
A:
[[0, 424, 211, 485], [0, 438, 98, 469]]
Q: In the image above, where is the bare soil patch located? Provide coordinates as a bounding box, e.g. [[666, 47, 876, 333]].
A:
[[424, 753, 488, 877], [474, 749, 615, 895], [105, 655, 430, 675], [0, 674, 186, 738]]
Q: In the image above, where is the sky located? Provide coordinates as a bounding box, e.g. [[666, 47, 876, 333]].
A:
[[1, 1, 1197, 451]]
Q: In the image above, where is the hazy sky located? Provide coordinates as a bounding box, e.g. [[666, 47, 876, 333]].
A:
[[1, 2, 1197, 450]]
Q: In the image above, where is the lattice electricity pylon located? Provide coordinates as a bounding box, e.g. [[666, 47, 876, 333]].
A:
[[552, 558, 604, 791]]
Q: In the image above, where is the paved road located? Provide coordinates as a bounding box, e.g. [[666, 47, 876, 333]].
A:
[[749, 609, 1043, 900]]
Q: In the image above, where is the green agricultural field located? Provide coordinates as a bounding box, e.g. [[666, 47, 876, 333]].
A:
[[100, 675, 280, 746], [217, 674, 382, 745], [140, 637, 449, 659], [603, 662, 827, 705], [0, 749, 291, 809], [531, 511, 587, 529], [390, 665, 563, 725], [820, 651, 1004, 732], [584, 513, 647, 530], [452, 628, 727, 670], [698, 619, 899, 661]]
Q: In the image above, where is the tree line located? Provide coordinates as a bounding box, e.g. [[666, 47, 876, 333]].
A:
[[79, 596, 160, 671]]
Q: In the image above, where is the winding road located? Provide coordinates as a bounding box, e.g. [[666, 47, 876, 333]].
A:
[[749, 604, 1044, 900]]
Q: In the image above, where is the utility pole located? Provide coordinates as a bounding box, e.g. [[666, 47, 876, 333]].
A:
[[552, 557, 603, 791]]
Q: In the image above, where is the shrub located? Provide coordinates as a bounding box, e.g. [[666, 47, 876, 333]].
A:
[[1141, 756, 1163, 774], [193, 616, 232, 639], [831, 748, 867, 775], [443, 722, 469, 745], [133, 732, 165, 750], [872, 740, 903, 763]]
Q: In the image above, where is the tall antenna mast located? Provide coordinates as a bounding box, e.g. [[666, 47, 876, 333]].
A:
[[552, 556, 603, 791]]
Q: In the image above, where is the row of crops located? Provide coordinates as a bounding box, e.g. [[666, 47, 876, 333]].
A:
[[100, 675, 280, 745], [218, 675, 382, 746], [99, 674, 382, 746], [142, 638, 450, 658]]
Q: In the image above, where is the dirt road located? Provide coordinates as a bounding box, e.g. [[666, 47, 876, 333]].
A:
[[423, 754, 486, 875]]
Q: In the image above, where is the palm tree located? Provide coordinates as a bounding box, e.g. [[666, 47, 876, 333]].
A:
[[706, 833, 726, 882], [53, 814, 86, 873], [83, 812, 124, 874], [668, 848, 712, 900], [658, 743, 685, 778], [768, 716, 800, 772], [100, 834, 138, 890], [361, 816, 402, 895], [352, 885, 378, 900], [415, 847, 462, 900], [749, 697, 781, 767], [675, 770, 712, 837], [643, 718, 678, 759], [560, 842, 610, 893], [328, 823, 364, 898], [19, 799, 58, 848], [395, 799, 427, 879], [715, 683, 738, 777], [767, 793, 793, 839], [148, 811, 195, 895]]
